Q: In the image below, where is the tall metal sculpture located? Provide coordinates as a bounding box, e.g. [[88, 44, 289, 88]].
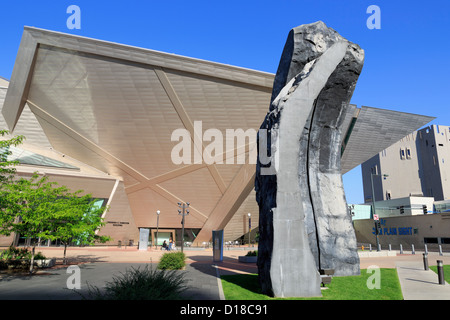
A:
[[255, 21, 364, 297]]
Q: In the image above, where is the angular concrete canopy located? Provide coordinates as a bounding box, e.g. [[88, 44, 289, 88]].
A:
[[2, 27, 434, 243], [340, 105, 435, 173]]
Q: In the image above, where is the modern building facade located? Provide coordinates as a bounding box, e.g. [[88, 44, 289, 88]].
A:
[[350, 196, 435, 220], [355, 127, 450, 249], [0, 27, 434, 248], [353, 212, 450, 250], [350, 197, 450, 250], [362, 125, 450, 203]]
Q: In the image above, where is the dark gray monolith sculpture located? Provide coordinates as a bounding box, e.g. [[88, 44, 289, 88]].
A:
[[255, 21, 364, 297]]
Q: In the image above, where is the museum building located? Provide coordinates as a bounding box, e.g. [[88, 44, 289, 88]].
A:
[[0, 27, 434, 248]]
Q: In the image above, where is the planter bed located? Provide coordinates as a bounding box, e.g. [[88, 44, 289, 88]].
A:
[[0, 258, 56, 270]]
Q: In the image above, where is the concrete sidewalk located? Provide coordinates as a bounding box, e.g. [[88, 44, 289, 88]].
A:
[[0, 262, 226, 300], [2, 247, 450, 300], [396, 260, 450, 300], [0, 247, 254, 300]]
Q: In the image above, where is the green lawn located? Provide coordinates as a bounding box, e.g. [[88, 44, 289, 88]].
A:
[[429, 265, 450, 283], [221, 268, 403, 300]]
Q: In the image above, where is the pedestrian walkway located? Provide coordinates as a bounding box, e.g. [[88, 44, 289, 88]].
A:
[[396, 260, 450, 300], [1, 247, 450, 300], [0, 262, 226, 300], [0, 247, 255, 300]]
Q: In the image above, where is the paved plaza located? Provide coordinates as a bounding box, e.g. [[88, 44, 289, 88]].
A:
[[1, 246, 450, 300]]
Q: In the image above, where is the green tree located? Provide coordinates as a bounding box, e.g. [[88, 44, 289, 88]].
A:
[[0, 173, 110, 273], [0, 173, 66, 272], [51, 196, 110, 264], [0, 130, 110, 271], [0, 129, 25, 184], [0, 129, 25, 249]]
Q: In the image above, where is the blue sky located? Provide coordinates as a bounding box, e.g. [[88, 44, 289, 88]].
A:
[[0, 0, 449, 204]]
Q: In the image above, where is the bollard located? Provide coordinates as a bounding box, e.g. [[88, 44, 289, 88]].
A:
[[437, 260, 445, 285], [425, 244, 428, 254], [400, 244, 403, 254], [369, 244, 372, 252], [423, 253, 429, 270], [439, 245, 443, 256], [389, 244, 392, 251], [412, 244, 415, 255]]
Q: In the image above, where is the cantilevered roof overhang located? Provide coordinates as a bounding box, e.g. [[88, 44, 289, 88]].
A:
[[2, 27, 434, 242]]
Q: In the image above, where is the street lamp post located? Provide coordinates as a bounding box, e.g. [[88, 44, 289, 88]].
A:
[[178, 202, 190, 253], [247, 212, 251, 247], [370, 172, 388, 252], [155, 210, 160, 250]]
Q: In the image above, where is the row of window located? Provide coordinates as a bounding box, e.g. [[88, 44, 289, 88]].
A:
[[380, 147, 413, 160], [398, 145, 445, 166], [385, 142, 447, 161], [424, 237, 450, 245], [400, 148, 412, 160]]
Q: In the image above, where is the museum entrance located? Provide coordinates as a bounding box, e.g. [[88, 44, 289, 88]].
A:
[[151, 228, 201, 248], [151, 229, 176, 249]]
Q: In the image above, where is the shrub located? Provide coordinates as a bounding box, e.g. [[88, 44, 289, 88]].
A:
[[158, 252, 186, 270], [84, 265, 188, 300], [245, 250, 258, 257], [34, 251, 47, 260], [0, 246, 32, 260], [0, 247, 30, 270], [0, 247, 47, 270]]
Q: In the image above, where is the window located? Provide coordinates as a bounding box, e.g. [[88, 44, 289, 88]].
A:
[[386, 191, 391, 200], [400, 148, 405, 160], [406, 148, 411, 159], [424, 237, 438, 244], [371, 165, 378, 175]]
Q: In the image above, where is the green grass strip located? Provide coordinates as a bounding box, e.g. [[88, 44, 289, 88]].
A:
[[429, 265, 450, 284], [221, 268, 403, 300]]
